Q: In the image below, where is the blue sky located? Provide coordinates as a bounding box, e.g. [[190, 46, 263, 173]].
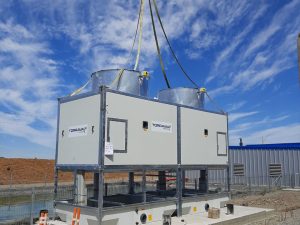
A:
[[0, 0, 299, 159]]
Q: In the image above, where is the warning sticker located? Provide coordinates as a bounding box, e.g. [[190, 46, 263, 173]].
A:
[[105, 142, 114, 155], [151, 121, 172, 133], [68, 124, 88, 137]]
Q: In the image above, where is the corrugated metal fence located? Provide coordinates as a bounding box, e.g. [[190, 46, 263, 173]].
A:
[[205, 143, 300, 188]]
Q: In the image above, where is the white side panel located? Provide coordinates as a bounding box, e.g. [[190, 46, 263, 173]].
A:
[[105, 92, 177, 165], [57, 94, 100, 165], [181, 108, 228, 165]]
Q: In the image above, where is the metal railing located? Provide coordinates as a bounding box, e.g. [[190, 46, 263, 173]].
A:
[[1, 173, 300, 224], [0, 180, 157, 224]]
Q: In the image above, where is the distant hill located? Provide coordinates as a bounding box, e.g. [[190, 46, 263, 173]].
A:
[[0, 158, 126, 185], [0, 158, 69, 185]]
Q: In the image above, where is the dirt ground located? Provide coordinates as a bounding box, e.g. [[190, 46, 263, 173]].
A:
[[229, 190, 300, 211], [0, 158, 127, 185], [229, 190, 300, 224]]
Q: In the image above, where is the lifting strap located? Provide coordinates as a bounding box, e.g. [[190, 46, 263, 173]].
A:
[[115, 68, 125, 89], [152, 0, 198, 88], [149, 0, 171, 88], [69, 77, 92, 96], [134, 0, 145, 70], [125, 0, 143, 68]]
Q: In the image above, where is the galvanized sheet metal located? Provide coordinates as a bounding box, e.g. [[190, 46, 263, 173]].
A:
[[91, 69, 149, 96], [158, 88, 205, 109], [188, 145, 300, 187]]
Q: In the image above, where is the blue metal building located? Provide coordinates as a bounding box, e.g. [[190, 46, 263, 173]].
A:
[[205, 143, 300, 187]]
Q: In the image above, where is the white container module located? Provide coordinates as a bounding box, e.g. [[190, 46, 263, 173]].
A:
[[56, 88, 228, 168], [57, 94, 101, 166], [104, 91, 178, 166], [180, 107, 228, 165], [55, 87, 229, 225]]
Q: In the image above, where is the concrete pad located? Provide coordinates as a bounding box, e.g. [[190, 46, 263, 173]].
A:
[[172, 206, 273, 225], [37, 221, 67, 225], [282, 188, 300, 191]]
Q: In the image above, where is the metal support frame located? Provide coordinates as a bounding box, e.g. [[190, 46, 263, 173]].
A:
[[97, 86, 107, 225], [54, 168, 58, 207], [226, 113, 231, 197], [94, 173, 99, 199], [98, 170, 104, 224], [54, 100, 60, 209], [73, 170, 77, 204], [142, 170, 146, 203], [128, 172, 135, 194], [182, 169, 186, 190], [176, 106, 182, 217], [198, 169, 208, 193], [158, 171, 167, 191], [176, 167, 182, 217]]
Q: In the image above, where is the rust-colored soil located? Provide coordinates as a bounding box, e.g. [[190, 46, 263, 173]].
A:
[[0, 158, 127, 185]]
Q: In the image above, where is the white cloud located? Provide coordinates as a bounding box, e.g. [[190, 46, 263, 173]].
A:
[[206, 0, 300, 95], [208, 3, 268, 82], [230, 115, 289, 134], [244, 0, 300, 58], [226, 101, 247, 112], [236, 123, 300, 145], [229, 115, 291, 144], [187, 1, 251, 55], [0, 112, 55, 148], [18, 0, 208, 72], [189, 19, 207, 40], [229, 111, 258, 123], [0, 21, 61, 148]]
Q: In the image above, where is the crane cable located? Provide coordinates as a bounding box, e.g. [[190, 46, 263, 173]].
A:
[[152, 0, 225, 112], [152, 0, 198, 88], [134, 0, 145, 70], [205, 92, 225, 114], [149, 0, 171, 88], [124, 0, 143, 69], [69, 1, 143, 97]]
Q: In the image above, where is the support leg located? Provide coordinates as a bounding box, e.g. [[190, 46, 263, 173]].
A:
[[76, 171, 87, 205], [94, 173, 99, 199], [142, 170, 146, 203], [176, 168, 182, 217], [158, 171, 166, 191], [98, 170, 104, 225], [54, 169, 58, 205], [199, 169, 208, 193], [128, 172, 135, 194]]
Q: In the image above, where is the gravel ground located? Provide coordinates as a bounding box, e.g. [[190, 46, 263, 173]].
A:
[[229, 190, 300, 225], [252, 209, 300, 225]]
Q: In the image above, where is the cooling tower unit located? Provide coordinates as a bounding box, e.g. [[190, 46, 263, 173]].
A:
[[158, 87, 205, 109], [91, 69, 149, 96]]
